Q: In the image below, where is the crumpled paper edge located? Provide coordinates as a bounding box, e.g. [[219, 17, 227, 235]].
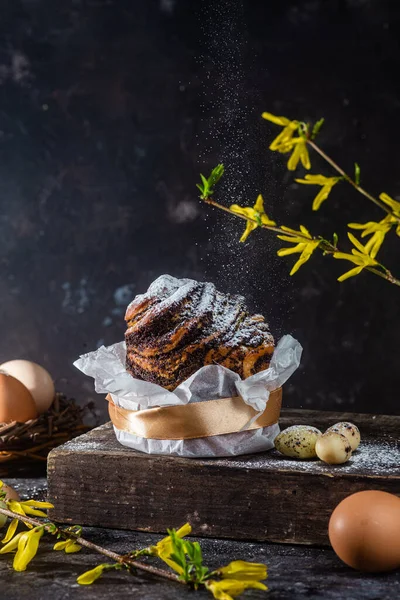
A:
[[74, 334, 302, 458], [74, 334, 302, 412]]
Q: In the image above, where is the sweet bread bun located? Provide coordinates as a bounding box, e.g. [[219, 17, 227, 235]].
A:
[[125, 275, 274, 390]]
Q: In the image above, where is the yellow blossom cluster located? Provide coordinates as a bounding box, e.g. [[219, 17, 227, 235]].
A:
[[0, 481, 55, 572], [150, 524, 268, 600], [1, 498, 54, 544], [150, 522, 191, 573], [295, 174, 341, 211], [0, 526, 44, 572], [205, 560, 267, 599], [262, 112, 310, 171], [230, 194, 276, 242], [333, 234, 379, 281], [277, 226, 321, 275], [348, 192, 400, 258]]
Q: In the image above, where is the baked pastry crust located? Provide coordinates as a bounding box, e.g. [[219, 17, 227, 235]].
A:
[[125, 275, 274, 390]]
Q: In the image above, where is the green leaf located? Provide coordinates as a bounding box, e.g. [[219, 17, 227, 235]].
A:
[[184, 543, 195, 561], [311, 118, 324, 140], [333, 232, 338, 247], [196, 164, 224, 199], [208, 163, 224, 187], [169, 530, 187, 565], [193, 542, 202, 563], [354, 162, 361, 185], [164, 528, 210, 585], [47, 524, 57, 534], [170, 552, 185, 568], [254, 213, 262, 226]]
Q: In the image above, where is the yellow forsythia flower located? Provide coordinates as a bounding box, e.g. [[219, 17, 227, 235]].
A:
[[18, 499, 54, 517], [379, 192, 400, 235], [0, 531, 26, 554], [77, 564, 108, 585], [230, 194, 276, 242], [286, 138, 311, 171], [2, 520, 20, 543], [261, 112, 294, 128], [348, 215, 394, 258], [277, 225, 320, 275], [295, 174, 341, 210], [2, 503, 31, 544], [1, 499, 54, 544], [11, 526, 44, 572], [206, 578, 267, 600], [261, 112, 311, 171], [150, 523, 191, 574], [219, 560, 267, 581], [261, 112, 299, 151], [53, 538, 82, 553], [333, 233, 378, 281], [379, 192, 400, 214]]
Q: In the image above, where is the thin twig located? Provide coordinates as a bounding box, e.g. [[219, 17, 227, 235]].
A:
[[203, 197, 400, 287], [306, 139, 400, 221], [368, 266, 400, 286], [0, 506, 181, 584], [204, 197, 298, 236]]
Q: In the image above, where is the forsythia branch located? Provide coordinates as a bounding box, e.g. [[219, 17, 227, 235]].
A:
[[259, 111, 400, 269], [199, 174, 400, 286], [0, 481, 268, 598], [305, 138, 399, 220], [0, 504, 180, 582]]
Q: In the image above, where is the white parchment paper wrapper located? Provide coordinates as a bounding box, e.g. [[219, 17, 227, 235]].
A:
[[74, 334, 302, 458]]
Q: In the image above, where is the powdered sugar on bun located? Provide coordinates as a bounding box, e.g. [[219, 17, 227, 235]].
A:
[[125, 275, 274, 390]]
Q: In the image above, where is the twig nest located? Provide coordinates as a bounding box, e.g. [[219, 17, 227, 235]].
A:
[[325, 422, 360, 451], [274, 425, 322, 459], [315, 432, 352, 464]]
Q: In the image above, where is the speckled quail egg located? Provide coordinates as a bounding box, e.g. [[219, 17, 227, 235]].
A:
[[274, 425, 322, 459]]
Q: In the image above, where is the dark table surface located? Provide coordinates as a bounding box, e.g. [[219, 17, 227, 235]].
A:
[[1, 475, 399, 600]]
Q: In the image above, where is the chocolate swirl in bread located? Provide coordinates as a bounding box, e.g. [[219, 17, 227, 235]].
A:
[[125, 275, 275, 390]]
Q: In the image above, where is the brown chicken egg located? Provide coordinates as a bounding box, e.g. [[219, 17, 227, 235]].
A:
[[329, 490, 400, 572], [0, 360, 55, 414], [0, 372, 38, 423]]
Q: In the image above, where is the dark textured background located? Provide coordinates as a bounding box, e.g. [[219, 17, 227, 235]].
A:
[[0, 0, 399, 420]]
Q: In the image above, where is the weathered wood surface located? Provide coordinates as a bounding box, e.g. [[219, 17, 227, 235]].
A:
[[47, 409, 400, 546], [1, 476, 399, 600]]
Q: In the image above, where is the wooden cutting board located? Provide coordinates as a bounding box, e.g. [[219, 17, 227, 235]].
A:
[[47, 409, 400, 545]]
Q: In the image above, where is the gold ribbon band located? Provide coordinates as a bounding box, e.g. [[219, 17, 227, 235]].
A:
[[107, 387, 282, 440]]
